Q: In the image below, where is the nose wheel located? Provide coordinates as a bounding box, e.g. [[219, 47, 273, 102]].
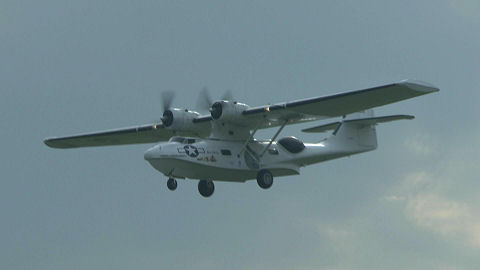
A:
[[198, 180, 215, 197], [167, 178, 177, 191]]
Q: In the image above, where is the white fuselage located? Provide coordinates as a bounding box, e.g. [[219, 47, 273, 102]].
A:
[[143, 136, 374, 182]]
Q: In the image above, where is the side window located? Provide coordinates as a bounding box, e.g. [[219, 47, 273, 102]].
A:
[[187, 139, 195, 144], [221, 149, 232, 156]]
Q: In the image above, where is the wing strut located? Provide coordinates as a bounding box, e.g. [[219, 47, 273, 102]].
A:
[[238, 120, 262, 157], [259, 120, 288, 158]]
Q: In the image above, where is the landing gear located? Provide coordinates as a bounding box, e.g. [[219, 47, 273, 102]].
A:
[[257, 169, 273, 189], [167, 178, 177, 191], [198, 180, 215, 197]]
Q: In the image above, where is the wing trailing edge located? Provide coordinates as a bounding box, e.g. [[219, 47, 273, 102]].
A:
[[302, 114, 414, 133], [242, 80, 438, 131]]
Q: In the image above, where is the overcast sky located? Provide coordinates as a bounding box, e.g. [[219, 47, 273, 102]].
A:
[[1, 1, 480, 269]]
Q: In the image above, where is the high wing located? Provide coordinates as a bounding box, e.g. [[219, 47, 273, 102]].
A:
[[44, 123, 175, 149], [241, 79, 439, 129], [45, 80, 438, 148]]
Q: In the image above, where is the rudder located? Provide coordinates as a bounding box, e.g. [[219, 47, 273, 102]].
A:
[[330, 110, 378, 150]]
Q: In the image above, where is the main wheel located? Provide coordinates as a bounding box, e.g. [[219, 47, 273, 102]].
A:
[[257, 169, 273, 189], [198, 180, 215, 197], [167, 178, 177, 191]]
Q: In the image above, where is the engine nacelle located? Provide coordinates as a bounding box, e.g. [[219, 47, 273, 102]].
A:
[[210, 101, 249, 124], [162, 108, 205, 134]]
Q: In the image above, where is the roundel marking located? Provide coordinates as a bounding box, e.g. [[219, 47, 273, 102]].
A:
[[184, 145, 199, 158]]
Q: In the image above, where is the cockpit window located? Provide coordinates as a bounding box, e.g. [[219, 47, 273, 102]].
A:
[[169, 137, 197, 144], [277, 137, 305, 153], [169, 137, 185, 143]]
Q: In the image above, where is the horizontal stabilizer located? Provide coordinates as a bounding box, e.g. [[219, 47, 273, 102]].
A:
[[302, 115, 414, 133], [302, 122, 341, 133]]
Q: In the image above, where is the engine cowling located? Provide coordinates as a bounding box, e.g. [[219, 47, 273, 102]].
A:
[[210, 101, 249, 124], [161, 108, 205, 134]]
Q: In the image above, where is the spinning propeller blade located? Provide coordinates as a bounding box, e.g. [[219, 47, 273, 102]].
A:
[[161, 91, 175, 111], [221, 90, 233, 101], [196, 88, 235, 113], [160, 91, 175, 126], [196, 87, 213, 112]]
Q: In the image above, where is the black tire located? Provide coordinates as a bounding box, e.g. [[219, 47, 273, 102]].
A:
[[198, 180, 215, 197], [167, 178, 177, 191], [257, 169, 273, 189]]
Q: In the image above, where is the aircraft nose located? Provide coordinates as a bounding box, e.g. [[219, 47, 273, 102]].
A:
[[144, 146, 159, 160]]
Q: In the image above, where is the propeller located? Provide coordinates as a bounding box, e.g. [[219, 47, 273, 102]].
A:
[[196, 87, 213, 112], [160, 90, 175, 127], [196, 87, 234, 113], [220, 89, 233, 102], [159, 87, 235, 127], [161, 90, 175, 112]]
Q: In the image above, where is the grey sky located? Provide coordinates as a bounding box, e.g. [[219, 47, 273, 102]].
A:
[[1, 1, 480, 269]]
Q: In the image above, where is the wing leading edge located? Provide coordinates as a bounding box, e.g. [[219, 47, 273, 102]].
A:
[[44, 124, 174, 149]]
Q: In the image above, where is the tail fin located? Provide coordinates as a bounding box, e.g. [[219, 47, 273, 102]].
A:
[[303, 110, 414, 151], [332, 110, 378, 150]]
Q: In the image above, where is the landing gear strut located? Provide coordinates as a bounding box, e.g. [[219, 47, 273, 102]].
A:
[[257, 169, 273, 189], [198, 180, 215, 197], [167, 178, 177, 191]]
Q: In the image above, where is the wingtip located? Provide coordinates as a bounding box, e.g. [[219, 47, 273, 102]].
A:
[[44, 137, 62, 149], [399, 79, 440, 93], [43, 138, 54, 148]]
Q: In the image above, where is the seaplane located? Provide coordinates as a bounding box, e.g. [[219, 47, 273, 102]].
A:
[[44, 80, 439, 197]]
